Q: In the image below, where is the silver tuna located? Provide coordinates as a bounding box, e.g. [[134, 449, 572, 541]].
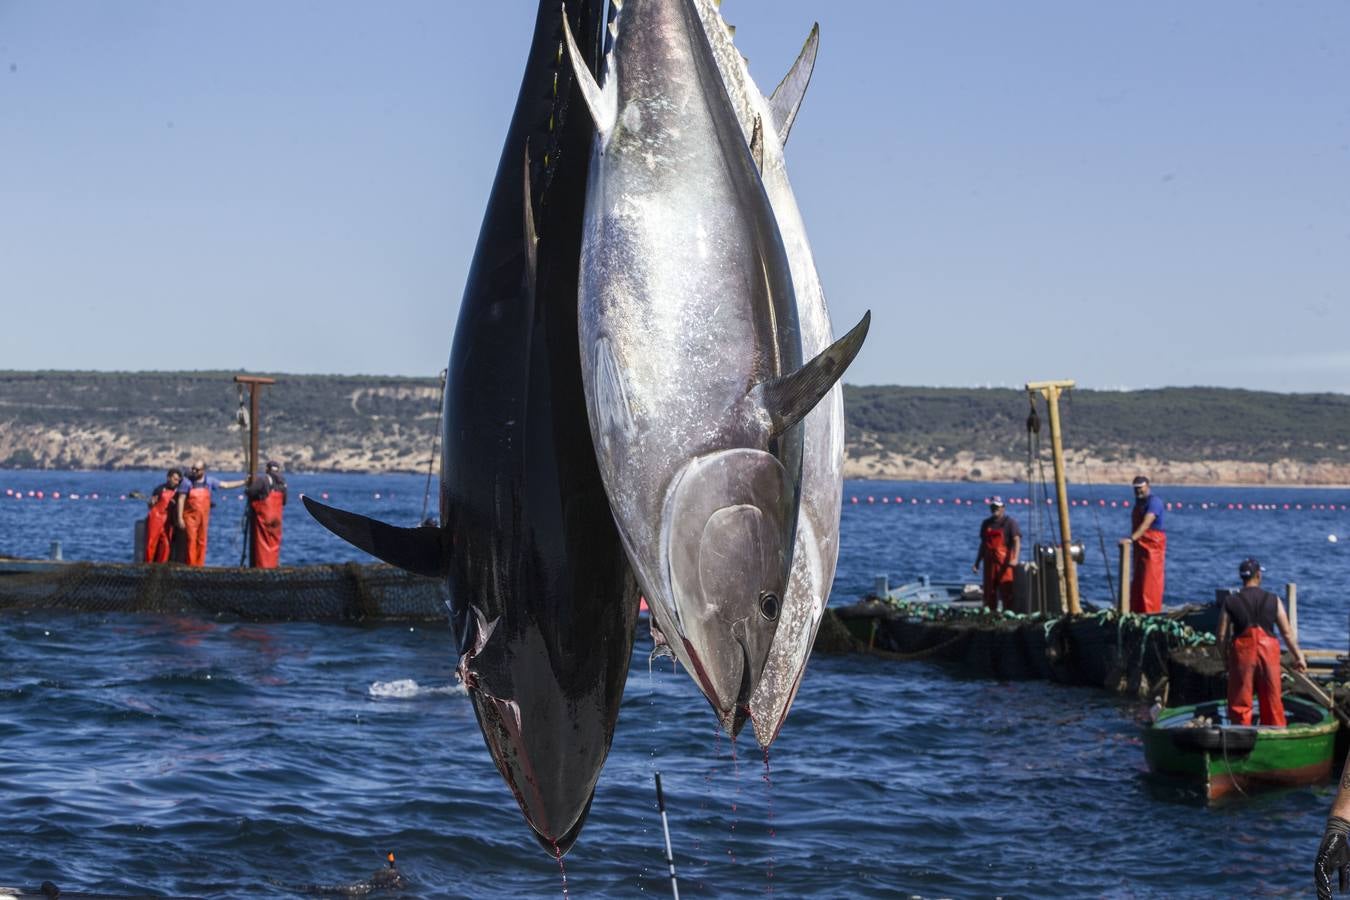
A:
[[693, 6, 842, 748], [563, 0, 867, 733]]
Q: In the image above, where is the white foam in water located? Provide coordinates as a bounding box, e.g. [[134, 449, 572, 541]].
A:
[[368, 678, 467, 699]]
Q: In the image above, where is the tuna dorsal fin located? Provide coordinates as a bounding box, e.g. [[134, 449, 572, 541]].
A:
[[768, 23, 819, 146], [523, 141, 539, 297], [302, 496, 448, 578], [749, 116, 765, 173], [561, 3, 617, 142], [751, 310, 870, 436]]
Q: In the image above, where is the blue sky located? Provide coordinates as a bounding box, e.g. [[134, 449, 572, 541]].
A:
[[2, 1, 1347, 391]]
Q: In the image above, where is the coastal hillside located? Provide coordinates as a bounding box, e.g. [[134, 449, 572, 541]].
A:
[[1, 372, 1348, 484], [845, 385, 1350, 484]]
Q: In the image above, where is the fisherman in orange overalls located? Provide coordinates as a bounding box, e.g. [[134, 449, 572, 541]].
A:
[[245, 460, 287, 568], [971, 496, 1020, 612], [143, 467, 183, 563], [1123, 475, 1167, 614], [1217, 557, 1306, 727], [170, 461, 245, 566]]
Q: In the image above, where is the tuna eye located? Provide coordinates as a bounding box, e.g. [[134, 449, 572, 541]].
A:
[[758, 591, 780, 621]]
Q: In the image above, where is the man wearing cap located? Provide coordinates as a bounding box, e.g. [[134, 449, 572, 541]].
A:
[[245, 460, 288, 568], [1123, 475, 1167, 614], [1217, 557, 1306, 727], [972, 496, 1020, 612]]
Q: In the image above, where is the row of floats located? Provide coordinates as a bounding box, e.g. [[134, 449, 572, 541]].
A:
[[848, 495, 1350, 511]]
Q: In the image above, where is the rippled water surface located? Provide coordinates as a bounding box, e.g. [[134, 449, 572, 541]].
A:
[[1, 472, 1348, 897]]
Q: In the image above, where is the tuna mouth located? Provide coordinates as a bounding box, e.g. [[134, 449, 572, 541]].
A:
[[728, 632, 754, 738], [529, 792, 595, 858]]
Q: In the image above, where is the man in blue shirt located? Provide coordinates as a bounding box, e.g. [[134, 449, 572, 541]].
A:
[[170, 461, 246, 566], [1122, 475, 1166, 613]]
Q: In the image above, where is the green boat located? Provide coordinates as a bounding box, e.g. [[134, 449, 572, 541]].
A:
[[1142, 695, 1338, 800]]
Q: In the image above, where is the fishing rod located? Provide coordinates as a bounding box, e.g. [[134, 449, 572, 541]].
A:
[[654, 771, 680, 900]]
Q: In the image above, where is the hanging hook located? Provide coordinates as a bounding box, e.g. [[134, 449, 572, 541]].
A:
[[1026, 396, 1041, 436]]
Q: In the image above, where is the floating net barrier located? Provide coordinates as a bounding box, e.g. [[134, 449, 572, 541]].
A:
[[0, 559, 450, 622], [827, 597, 1216, 699]]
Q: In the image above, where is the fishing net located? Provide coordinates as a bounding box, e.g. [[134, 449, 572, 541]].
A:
[[0, 560, 449, 622], [827, 599, 1215, 699]]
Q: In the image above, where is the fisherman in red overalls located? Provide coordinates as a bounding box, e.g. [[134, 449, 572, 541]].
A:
[[245, 460, 287, 568], [1217, 557, 1306, 727], [1123, 475, 1167, 614], [971, 496, 1020, 612], [170, 461, 245, 566], [144, 467, 183, 563]]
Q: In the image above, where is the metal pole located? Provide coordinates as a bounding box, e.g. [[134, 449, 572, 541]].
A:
[[1117, 539, 1131, 614], [654, 772, 680, 900], [233, 375, 275, 568], [232, 375, 275, 480], [245, 384, 258, 479], [1027, 381, 1081, 615]]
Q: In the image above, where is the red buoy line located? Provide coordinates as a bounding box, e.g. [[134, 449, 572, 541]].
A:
[[3, 485, 1345, 511], [843, 492, 1348, 512], [2, 488, 390, 502]]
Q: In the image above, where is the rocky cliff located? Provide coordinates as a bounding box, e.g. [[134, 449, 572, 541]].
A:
[[3, 372, 1349, 484]]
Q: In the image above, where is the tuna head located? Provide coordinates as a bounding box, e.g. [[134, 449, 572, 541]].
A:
[[663, 449, 789, 731]]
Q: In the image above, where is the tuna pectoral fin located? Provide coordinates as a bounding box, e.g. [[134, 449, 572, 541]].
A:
[[768, 23, 819, 146], [753, 310, 871, 436], [561, 4, 617, 142], [302, 496, 448, 578]]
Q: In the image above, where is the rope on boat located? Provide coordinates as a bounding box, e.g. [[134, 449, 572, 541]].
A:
[[863, 631, 972, 662]]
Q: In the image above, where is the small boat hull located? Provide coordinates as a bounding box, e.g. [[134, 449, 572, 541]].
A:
[[1142, 696, 1338, 800]]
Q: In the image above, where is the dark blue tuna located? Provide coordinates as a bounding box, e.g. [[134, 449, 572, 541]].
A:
[[305, 0, 638, 856]]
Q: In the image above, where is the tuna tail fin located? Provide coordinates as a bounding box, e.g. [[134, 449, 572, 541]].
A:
[[302, 496, 448, 578], [561, 3, 617, 143], [768, 23, 819, 146], [751, 310, 870, 436]]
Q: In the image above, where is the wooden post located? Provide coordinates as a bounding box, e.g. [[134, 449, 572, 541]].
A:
[[1287, 582, 1298, 641], [1026, 380, 1081, 615], [1117, 539, 1131, 614], [232, 375, 275, 481]]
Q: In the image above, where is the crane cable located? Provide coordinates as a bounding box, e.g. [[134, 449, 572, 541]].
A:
[[420, 369, 448, 527], [1064, 390, 1117, 601], [235, 383, 251, 567]]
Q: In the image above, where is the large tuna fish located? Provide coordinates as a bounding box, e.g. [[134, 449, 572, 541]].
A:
[[562, 0, 867, 735], [692, 6, 843, 748], [304, 1, 639, 857]]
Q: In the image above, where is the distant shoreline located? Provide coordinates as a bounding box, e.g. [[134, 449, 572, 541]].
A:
[[5, 374, 1349, 486], [4, 465, 1350, 491]]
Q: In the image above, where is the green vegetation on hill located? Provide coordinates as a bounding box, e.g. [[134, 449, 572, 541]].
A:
[[1, 371, 1347, 471], [844, 385, 1350, 464], [0, 370, 441, 470]]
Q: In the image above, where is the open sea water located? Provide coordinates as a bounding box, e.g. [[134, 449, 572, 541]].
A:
[[1, 471, 1348, 898]]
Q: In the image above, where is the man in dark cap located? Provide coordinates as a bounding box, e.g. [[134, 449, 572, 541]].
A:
[[245, 460, 288, 568], [1122, 475, 1167, 613], [971, 496, 1020, 612], [1217, 557, 1306, 727]]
